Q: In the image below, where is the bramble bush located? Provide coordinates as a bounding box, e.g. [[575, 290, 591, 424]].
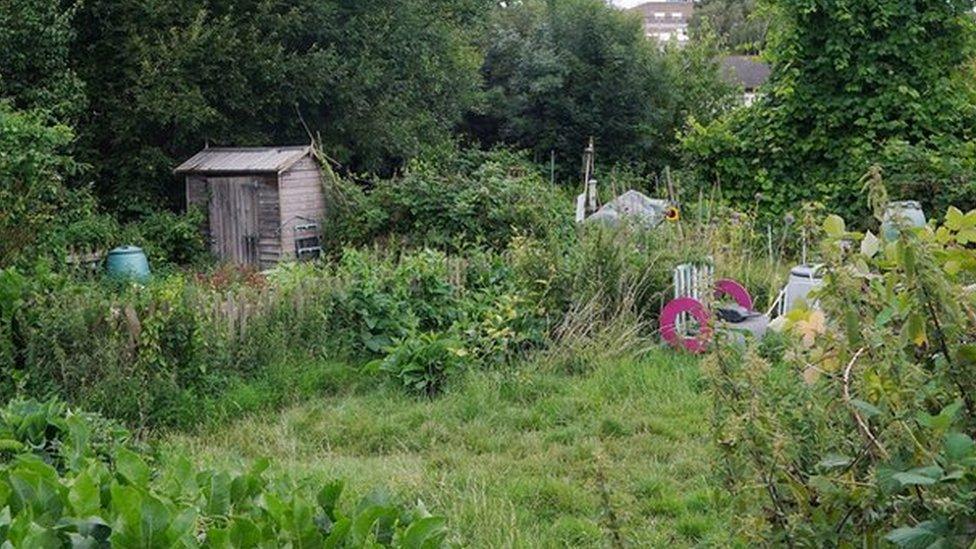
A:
[[705, 172, 976, 545], [324, 148, 570, 253], [0, 398, 449, 547]]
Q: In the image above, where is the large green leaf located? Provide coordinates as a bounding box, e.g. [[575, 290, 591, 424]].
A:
[[202, 472, 231, 516], [68, 471, 100, 517], [400, 516, 448, 549], [114, 449, 151, 487], [350, 505, 398, 546], [228, 517, 263, 548], [824, 215, 846, 237], [945, 207, 965, 231], [885, 520, 946, 548], [317, 480, 344, 522], [892, 466, 943, 487], [943, 432, 975, 463], [860, 230, 880, 257]]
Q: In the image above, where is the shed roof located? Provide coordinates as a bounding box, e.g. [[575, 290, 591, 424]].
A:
[[720, 56, 771, 91], [174, 145, 313, 175]]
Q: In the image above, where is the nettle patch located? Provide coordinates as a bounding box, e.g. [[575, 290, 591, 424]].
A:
[[706, 175, 976, 545]]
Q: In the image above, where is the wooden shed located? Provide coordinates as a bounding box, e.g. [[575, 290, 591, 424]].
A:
[[175, 145, 325, 268]]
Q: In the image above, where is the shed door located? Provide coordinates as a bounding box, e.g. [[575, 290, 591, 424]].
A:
[[208, 177, 260, 266]]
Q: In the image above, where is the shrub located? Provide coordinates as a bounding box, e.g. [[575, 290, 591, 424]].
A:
[[371, 332, 468, 397], [705, 175, 976, 544], [122, 208, 210, 267], [0, 103, 76, 267], [327, 148, 571, 252], [0, 398, 450, 547]]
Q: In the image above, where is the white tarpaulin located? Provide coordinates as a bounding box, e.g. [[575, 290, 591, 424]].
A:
[[583, 190, 669, 228]]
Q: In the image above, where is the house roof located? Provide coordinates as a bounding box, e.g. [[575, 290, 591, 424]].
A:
[[174, 145, 313, 175], [720, 56, 771, 91], [628, 1, 695, 18]]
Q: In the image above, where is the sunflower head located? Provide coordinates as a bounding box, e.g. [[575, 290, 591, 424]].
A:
[[664, 205, 680, 222]]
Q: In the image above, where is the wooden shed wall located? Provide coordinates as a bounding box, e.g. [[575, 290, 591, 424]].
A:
[[185, 175, 283, 268], [278, 157, 326, 259], [255, 177, 281, 269]]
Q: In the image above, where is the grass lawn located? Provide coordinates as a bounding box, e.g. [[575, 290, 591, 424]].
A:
[[161, 350, 730, 547]]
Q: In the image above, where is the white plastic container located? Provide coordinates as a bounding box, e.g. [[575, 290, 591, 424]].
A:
[[780, 264, 824, 315], [881, 201, 926, 240]]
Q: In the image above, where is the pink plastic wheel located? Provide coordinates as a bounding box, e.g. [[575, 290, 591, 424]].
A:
[[660, 297, 712, 354], [714, 279, 753, 311]]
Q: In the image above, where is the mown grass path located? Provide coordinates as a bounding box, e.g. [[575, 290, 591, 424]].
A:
[[163, 351, 730, 547]]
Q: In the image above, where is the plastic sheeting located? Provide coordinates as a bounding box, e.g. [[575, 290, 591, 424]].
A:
[[583, 190, 669, 228]]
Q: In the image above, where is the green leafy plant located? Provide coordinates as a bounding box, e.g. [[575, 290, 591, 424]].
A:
[[371, 332, 468, 397], [705, 173, 976, 544], [0, 398, 451, 547]]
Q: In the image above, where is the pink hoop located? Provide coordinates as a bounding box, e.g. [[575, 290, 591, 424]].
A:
[[714, 279, 753, 311], [660, 297, 712, 354]]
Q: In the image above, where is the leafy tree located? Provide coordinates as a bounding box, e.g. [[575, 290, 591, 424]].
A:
[[468, 0, 675, 177], [70, 0, 487, 214], [660, 31, 739, 148], [0, 104, 77, 266], [0, 0, 86, 124], [689, 0, 767, 55], [72, 0, 312, 214], [281, 0, 486, 173], [683, 0, 976, 220]]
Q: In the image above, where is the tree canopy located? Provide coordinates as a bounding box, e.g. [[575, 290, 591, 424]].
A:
[[689, 0, 767, 55], [0, 0, 735, 234], [468, 0, 734, 177], [684, 0, 976, 219], [70, 0, 490, 214], [0, 0, 85, 124]]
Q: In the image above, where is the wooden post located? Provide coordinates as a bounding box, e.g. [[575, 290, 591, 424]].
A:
[[581, 137, 598, 215]]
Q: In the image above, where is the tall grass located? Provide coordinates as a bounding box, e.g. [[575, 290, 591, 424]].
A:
[[2, 199, 792, 431], [163, 350, 733, 546]]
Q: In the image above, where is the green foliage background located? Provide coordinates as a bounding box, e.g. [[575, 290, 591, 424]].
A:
[[689, 0, 767, 55], [684, 0, 976, 221]]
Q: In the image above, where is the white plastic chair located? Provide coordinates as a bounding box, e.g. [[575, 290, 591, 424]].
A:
[[672, 261, 714, 333]]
